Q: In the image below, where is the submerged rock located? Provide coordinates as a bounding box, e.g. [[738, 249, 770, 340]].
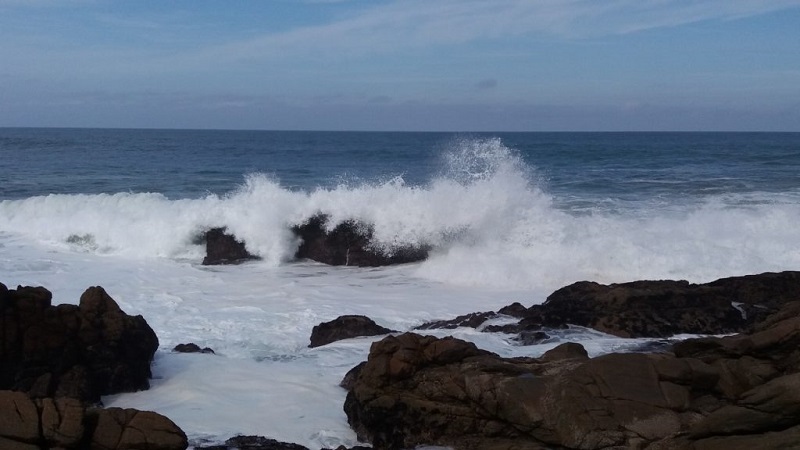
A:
[[292, 214, 429, 267], [0, 282, 159, 403], [343, 301, 800, 449], [202, 227, 260, 265], [0, 390, 187, 450], [309, 315, 395, 348]]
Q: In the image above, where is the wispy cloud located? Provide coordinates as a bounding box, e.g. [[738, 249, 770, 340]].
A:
[[185, 0, 800, 63]]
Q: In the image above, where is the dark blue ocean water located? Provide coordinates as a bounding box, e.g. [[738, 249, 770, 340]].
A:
[[2, 128, 799, 211]]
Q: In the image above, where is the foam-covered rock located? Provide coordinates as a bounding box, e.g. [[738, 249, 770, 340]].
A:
[[202, 227, 260, 265], [292, 215, 428, 267]]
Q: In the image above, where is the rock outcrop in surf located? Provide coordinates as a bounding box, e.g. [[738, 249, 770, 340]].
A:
[[416, 271, 800, 340], [201, 227, 260, 265], [0, 282, 159, 403], [309, 315, 395, 348], [344, 299, 800, 449], [291, 215, 429, 267]]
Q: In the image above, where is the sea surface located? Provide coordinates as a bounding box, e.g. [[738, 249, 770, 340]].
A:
[[2, 128, 800, 447]]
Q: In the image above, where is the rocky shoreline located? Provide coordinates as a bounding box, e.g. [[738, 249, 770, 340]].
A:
[[3, 271, 800, 449]]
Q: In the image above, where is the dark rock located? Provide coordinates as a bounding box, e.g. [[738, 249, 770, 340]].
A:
[[202, 228, 260, 265], [516, 271, 800, 338], [292, 214, 429, 267], [0, 282, 159, 403], [324, 446, 373, 450], [539, 341, 589, 362], [173, 343, 215, 354], [194, 436, 373, 450], [496, 301, 528, 318], [414, 311, 497, 330], [309, 315, 395, 348], [0, 390, 187, 450], [339, 361, 366, 391], [224, 435, 309, 450], [513, 330, 551, 346], [342, 301, 800, 450]]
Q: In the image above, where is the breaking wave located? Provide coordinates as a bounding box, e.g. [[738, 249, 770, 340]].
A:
[[2, 137, 799, 290]]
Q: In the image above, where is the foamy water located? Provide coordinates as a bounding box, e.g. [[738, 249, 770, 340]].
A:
[[2, 132, 800, 447]]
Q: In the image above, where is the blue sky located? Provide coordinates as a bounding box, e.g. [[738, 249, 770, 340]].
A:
[[1, 0, 799, 131]]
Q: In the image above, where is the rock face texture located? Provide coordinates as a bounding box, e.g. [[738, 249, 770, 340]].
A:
[[343, 301, 800, 449], [309, 315, 395, 348], [521, 271, 800, 337], [0, 282, 159, 403], [292, 215, 429, 267], [0, 390, 187, 450], [418, 271, 800, 339], [202, 228, 260, 265]]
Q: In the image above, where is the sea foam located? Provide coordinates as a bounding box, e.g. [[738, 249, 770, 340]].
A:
[[1, 137, 799, 291]]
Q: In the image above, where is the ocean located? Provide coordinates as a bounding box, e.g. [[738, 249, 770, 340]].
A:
[[2, 128, 800, 448]]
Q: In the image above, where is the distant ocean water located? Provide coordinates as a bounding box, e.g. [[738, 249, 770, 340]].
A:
[[2, 128, 800, 447]]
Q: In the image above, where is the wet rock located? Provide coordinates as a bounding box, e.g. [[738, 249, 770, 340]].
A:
[[195, 435, 309, 450], [292, 215, 428, 267], [0, 282, 159, 403], [496, 302, 528, 318], [343, 301, 800, 449], [202, 228, 260, 265], [309, 315, 395, 348], [500, 271, 800, 338], [512, 330, 552, 346], [173, 343, 215, 354], [0, 390, 187, 450], [414, 311, 497, 330]]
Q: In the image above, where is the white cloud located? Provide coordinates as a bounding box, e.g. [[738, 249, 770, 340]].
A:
[[184, 0, 800, 63]]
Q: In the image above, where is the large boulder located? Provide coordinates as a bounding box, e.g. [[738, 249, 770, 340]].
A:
[[343, 301, 800, 449], [292, 215, 429, 267], [0, 282, 159, 403], [309, 315, 395, 348], [0, 390, 187, 450], [202, 228, 260, 265], [417, 271, 800, 339]]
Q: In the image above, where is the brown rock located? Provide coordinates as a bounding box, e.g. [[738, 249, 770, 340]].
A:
[[0, 390, 186, 449], [89, 407, 188, 450], [0, 391, 40, 444], [41, 396, 85, 448], [343, 300, 800, 449]]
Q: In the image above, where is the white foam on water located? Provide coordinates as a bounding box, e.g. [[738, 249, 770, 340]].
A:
[[2, 137, 799, 292]]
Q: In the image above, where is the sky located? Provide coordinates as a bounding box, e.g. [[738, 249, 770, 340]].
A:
[[1, 0, 799, 131]]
